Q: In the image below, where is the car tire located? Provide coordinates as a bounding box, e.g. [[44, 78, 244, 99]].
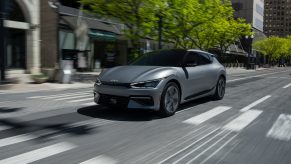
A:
[[213, 76, 226, 100], [159, 82, 181, 117]]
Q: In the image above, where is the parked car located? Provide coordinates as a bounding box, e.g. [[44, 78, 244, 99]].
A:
[[94, 49, 226, 116]]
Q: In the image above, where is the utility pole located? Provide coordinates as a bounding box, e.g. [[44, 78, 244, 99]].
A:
[[0, 0, 8, 82]]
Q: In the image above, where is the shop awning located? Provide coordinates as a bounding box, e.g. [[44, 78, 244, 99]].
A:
[[88, 30, 117, 41]]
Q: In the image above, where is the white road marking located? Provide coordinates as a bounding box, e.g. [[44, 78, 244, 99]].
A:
[[158, 128, 220, 164], [227, 70, 290, 83], [266, 114, 291, 141], [69, 98, 93, 103], [0, 134, 37, 148], [53, 94, 91, 101], [186, 132, 234, 164], [0, 125, 11, 132], [183, 106, 232, 125], [0, 101, 12, 104], [28, 91, 92, 99], [283, 83, 291, 89], [173, 130, 228, 164], [80, 155, 117, 164], [81, 102, 97, 106], [240, 95, 271, 112], [223, 109, 262, 132], [0, 142, 76, 164], [200, 134, 238, 164]]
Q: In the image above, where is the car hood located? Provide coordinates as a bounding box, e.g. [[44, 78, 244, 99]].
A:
[[99, 66, 176, 83]]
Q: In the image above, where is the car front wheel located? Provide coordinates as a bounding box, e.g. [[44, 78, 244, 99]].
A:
[[159, 82, 180, 117]]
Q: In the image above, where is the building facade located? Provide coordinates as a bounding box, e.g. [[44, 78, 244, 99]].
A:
[[264, 0, 291, 37], [5, 0, 41, 74]]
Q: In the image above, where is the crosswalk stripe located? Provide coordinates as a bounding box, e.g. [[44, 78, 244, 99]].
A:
[[81, 102, 97, 106], [0, 142, 76, 164], [240, 95, 271, 112], [266, 114, 291, 141], [69, 98, 93, 103], [41, 92, 92, 100], [223, 109, 262, 132], [0, 134, 37, 148], [283, 83, 291, 89], [183, 106, 232, 125], [54, 94, 91, 101], [28, 91, 92, 99], [80, 155, 118, 164], [0, 125, 11, 132]]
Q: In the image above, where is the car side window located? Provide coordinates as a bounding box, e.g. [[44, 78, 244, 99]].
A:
[[198, 53, 212, 65], [184, 52, 198, 66]]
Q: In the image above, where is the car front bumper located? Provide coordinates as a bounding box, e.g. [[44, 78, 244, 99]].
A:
[[94, 84, 164, 111]]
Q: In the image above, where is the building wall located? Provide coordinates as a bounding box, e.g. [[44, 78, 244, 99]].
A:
[[264, 0, 291, 36], [40, 0, 58, 68], [232, 0, 264, 32]]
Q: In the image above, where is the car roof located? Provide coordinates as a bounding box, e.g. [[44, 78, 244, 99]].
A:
[[187, 49, 215, 56]]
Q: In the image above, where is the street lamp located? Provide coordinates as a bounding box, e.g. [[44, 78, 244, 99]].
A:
[[245, 35, 254, 69]]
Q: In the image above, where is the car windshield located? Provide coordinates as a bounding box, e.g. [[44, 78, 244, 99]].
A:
[[130, 49, 187, 67]]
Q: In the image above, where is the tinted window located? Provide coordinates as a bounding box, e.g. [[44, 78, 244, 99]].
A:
[[131, 49, 187, 67], [198, 53, 212, 65], [184, 52, 198, 66]]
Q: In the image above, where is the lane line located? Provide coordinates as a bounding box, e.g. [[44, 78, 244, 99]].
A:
[[0, 134, 37, 148], [266, 114, 291, 141], [0, 142, 76, 164], [227, 70, 290, 83], [186, 132, 234, 164], [283, 83, 291, 89], [172, 130, 228, 164], [158, 128, 220, 164], [240, 95, 271, 112], [53, 94, 91, 101], [69, 98, 93, 103], [223, 109, 262, 132], [183, 106, 232, 125], [80, 155, 117, 164], [28, 91, 92, 99], [200, 134, 238, 164]]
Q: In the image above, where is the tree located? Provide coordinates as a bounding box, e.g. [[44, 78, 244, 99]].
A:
[[80, 0, 157, 57], [253, 36, 291, 63]]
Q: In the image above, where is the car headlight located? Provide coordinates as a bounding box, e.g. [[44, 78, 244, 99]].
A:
[[130, 79, 162, 88], [95, 77, 102, 86]]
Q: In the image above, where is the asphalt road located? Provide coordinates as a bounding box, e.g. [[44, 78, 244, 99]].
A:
[[0, 67, 291, 164]]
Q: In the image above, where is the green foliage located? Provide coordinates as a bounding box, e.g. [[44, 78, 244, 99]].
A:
[[254, 36, 291, 61], [80, 0, 252, 53]]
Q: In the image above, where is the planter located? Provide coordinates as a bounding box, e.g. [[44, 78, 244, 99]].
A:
[[31, 74, 48, 84], [41, 68, 57, 82]]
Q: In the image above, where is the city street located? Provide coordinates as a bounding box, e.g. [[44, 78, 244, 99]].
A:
[[0, 68, 291, 164]]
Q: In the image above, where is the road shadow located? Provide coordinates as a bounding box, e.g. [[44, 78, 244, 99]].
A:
[[77, 105, 162, 122], [0, 113, 98, 143], [78, 97, 213, 121], [0, 107, 23, 113]]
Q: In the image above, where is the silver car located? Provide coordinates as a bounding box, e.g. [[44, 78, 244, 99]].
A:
[[94, 49, 226, 116]]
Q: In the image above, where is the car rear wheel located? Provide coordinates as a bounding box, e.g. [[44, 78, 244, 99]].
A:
[[213, 76, 226, 100], [159, 82, 180, 117]]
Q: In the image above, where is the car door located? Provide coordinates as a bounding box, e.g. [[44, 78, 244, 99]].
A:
[[197, 52, 217, 90], [182, 52, 206, 99]]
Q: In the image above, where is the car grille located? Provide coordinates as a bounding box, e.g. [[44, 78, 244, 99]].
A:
[[98, 94, 129, 107], [101, 81, 130, 87]]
